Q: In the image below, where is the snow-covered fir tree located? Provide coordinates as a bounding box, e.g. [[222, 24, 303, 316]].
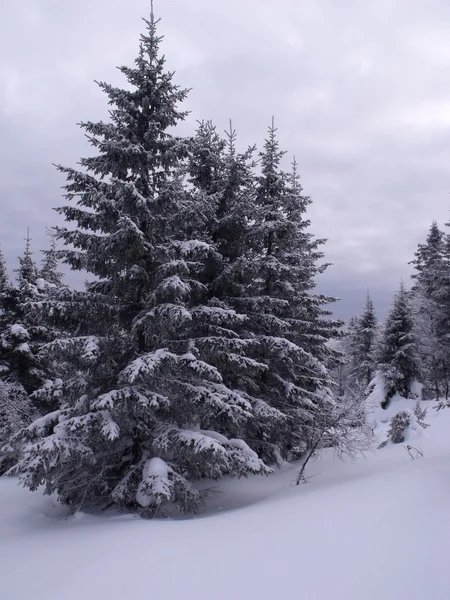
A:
[[411, 291, 447, 401], [189, 120, 227, 198], [40, 228, 64, 288], [328, 316, 359, 399], [220, 120, 342, 462], [0, 236, 48, 473], [377, 283, 420, 408], [410, 221, 450, 399], [0, 245, 11, 380], [15, 229, 38, 288], [189, 121, 289, 463], [0, 244, 10, 331], [410, 220, 445, 298], [0, 245, 8, 294], [0, 231, 47, 394], [348, 293, 378, 388], [13, 12, 271, 515], [190, 120, 257, 265]]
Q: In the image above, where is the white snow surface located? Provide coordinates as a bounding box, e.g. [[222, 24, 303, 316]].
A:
[[1, 401, 450, 600]]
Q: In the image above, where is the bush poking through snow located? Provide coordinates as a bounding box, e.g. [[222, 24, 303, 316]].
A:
[[405, 445, 424, 460], [296, 391, 373, 484], [378, 406, 429, 449], [413, 401, 429, 428], [387, 411, 411, 444]]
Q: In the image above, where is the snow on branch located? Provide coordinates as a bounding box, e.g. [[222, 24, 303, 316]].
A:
[[120, 349, 223, 384]]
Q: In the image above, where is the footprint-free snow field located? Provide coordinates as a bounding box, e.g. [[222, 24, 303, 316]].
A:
[[1, 402, 450, 600]]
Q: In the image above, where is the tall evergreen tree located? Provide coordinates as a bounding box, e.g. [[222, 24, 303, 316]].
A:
[[329, 315, 359, 398], [189, 120, 226, 198], [0, 245, 8, 294], [348, 292, 378, 388], [190, 121, 288, 462], [410, 220, 445, 297], [411, 290, 445, 399], [0, 244, 11, 380], [0, 234, 52, 473], [377, 283, 420, 408], [410, 221, 450, 398], [189, 120, 257, 265], [223, 120, 341, 461], [432, 222, 450, 396], [210, 123, 256, 264], [13, 12, 270, 515]]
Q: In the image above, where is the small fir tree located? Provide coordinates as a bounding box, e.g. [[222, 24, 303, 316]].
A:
[[377, 283, 420, 408], [40, 228, 64, 287], [348, 293, 378, 388], [15, 229, 38, 289], [0, 232, 47, 394]]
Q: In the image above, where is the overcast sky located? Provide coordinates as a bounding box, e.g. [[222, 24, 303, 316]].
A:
[[1, 0, 450, 320]]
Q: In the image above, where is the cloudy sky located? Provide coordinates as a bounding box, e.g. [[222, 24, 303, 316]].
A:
[[1, 0, 450, 319]]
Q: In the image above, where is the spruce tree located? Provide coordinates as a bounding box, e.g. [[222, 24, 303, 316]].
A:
[[189, 121, 289, 463], [0, 231, 47, 394], [0, 244, 10, 379], [189, 120, 226, 197], [40, 228, 64, 287], [13, 12, 270, 515], [411, 290, 444, 399], [348, 292, 378, 388], [205, 122, 256, 264], [16, 229, 38, 288], [411, 220, 445, 297], [330, 317, 358, 398], [410, 221, 449, 398], [0, 236, 45, 472], [223, 120, 341, 461], [377, 283, 420, 408], [0, 245, 8, 294], [432, 222, 450, 397]]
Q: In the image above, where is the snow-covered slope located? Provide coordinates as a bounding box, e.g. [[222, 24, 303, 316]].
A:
[[1, 402, 450, 600]]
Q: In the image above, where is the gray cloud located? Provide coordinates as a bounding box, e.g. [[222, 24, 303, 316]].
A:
[[1, 0, 450, 320]]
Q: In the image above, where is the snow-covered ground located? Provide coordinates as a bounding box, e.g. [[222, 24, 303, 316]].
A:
[[1, 401, 450, 600]]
